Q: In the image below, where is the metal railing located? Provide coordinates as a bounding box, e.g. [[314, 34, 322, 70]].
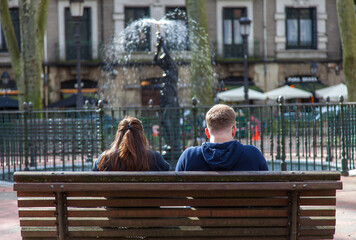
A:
[[1, 98, 355, 180]]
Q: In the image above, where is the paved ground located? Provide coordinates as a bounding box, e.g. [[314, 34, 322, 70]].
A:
[[1, 172, 355, 240]]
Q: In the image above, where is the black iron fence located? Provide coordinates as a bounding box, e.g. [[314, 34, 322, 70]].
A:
[[1, 98, 355, 180]]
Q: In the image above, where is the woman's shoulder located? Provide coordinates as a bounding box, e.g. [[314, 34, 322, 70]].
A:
[[148, 150, 170, 171]]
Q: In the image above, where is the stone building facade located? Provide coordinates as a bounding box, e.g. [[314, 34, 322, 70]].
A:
[[0, 0, 343, 108]]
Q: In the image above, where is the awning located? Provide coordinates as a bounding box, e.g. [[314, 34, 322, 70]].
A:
[[264, 85, 312, 100], [217, 87, 266, 101], [0, 96, 19, 109], [315, 83, 347, 102]]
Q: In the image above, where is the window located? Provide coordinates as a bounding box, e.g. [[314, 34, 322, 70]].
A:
[[65, 7, 92, 60], [125, 7, 150, 52], [286, 8, 316, 49], [223, 8, 246, 58], [0, 8, 21, 52], [165, 7, 189, 51]]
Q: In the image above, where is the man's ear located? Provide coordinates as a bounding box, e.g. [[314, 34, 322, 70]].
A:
[[205, 128, 210, 139], [232, 125, 237, 137]]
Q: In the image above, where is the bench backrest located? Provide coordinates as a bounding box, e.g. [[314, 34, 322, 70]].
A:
[[14, 171, 342, 240]]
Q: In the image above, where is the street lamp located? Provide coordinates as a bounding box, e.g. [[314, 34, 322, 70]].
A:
[[69, 0, 84, 109], [239, 17, 251, 104], [1, 71, 10, 98], [310, 61, 318, 76]]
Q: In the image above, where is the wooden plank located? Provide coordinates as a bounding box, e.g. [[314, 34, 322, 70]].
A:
[[67, 208, 289, 218], [300, 207, 336, 217], [67, 238, 288, 240], [66, 197, 289, 207], [66, 190, 290, 198], [300, 190, 336, 197], [21, 227, 57, 237], [13, 181, 342, 192], [19, 209, 56, 218], [299, 197, 336, 206], [18, 199, 56, 207], [20, 218, 56, 227], [299, 235, 334, 240], [299, 216, 336, 226], [67, 217, 288, 227], [13, 171, 341, 183], [299, 226, 335, 235], [66, 227, 289, 237], [17, 192, 55, 198]]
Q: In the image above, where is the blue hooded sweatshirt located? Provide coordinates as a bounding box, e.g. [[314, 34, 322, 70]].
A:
[[175, 140, 268, 171]]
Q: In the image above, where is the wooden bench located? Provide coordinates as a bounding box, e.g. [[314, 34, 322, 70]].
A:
[[13, 171, 342, 240]]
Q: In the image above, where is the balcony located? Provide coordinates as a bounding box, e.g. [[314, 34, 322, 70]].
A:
[[55, 41, 102, 62]]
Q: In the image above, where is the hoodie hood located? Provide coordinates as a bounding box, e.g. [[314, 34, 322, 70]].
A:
[[201, 140, 243, 170]]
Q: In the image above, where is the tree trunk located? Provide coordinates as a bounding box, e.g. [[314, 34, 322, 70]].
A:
[[36, 0, 49, 62], [19, 0, 42, 109], [0, 0, 24, 108], [337, 0, 356, 101], [0, 0, 48, 109], [185, 0, 214, 105]]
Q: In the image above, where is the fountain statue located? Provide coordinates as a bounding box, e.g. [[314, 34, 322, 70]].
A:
[[154, 31, 181, 154]]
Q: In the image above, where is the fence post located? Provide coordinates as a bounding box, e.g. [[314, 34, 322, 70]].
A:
[[28, 102, 36, 168], [192, 97, 198, 146], [278, 96, 286, 171], [23, 102, 29, 171], [97, 100, 105, 153], [325, 97, 332, 164], [340, 96, 349, 176]]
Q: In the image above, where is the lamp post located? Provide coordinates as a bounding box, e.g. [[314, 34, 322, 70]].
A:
[[1, 71, 10, 98], [239, 17, 251, 104], [69, 0, 84, 109], [310, 61, 318, 76]]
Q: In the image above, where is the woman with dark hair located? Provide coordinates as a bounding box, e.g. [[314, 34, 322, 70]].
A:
[[92, 116, 169, 171]]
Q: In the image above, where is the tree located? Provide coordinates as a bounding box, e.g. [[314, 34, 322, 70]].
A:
[[185, 0, 214, 105], [0, 0, 48, 109], [337, 0, 356, 101]]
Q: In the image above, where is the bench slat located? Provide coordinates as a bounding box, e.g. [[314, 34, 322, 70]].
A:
[[299, 226, 335, 235], [299, 216, 336, 226], [18, 199, 55, 207], [19, 209, 55, 218], [18, 197, 335, 208], [300, 190, 336, 196], [65, 197, 289, 207], [66, 208, 290, 218], [64, 190, 290, 198], [66, 227, 289, 237], [66, 217, 289, 227], [300, 197, 336, 206], [23, 237, 289, 240], [13, 171, 341, 183], [20, 218, 56, 227], [17, 192, 54, 198], [300, 207, 336, 216], [13, 181, 342, 192], [299, 236, 334, 240], [19, 217, 288, 227]]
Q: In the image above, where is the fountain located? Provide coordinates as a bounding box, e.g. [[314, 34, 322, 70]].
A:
[[100, 9, 216, 158], [100, 9, 214, 107]]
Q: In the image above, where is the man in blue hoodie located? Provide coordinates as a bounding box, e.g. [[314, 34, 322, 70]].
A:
[[175, 104, 268, 171]]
